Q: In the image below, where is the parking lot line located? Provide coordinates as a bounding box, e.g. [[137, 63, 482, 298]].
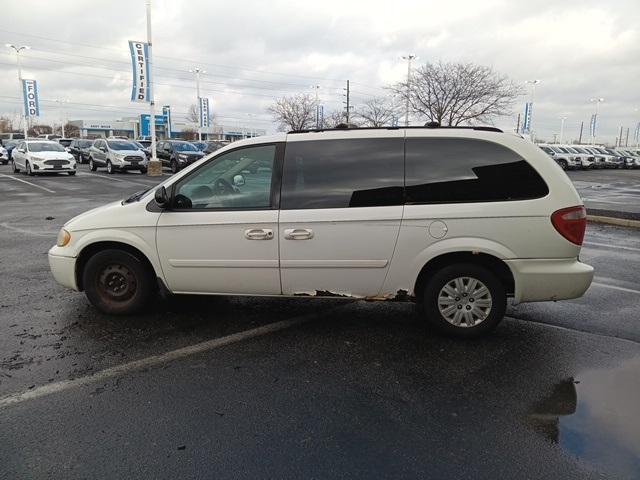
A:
[[76, 172, 153, 188], [584, 241, 640, 253], [0, 174, 56, 194], [591, 281, 640, 295], [0, 306, 344, 409]]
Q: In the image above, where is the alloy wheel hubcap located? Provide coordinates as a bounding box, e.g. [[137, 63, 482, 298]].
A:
[[437, 276, 492, 327]]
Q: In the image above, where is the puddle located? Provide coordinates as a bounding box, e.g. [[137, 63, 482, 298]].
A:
[[528, 357, 640, 478]]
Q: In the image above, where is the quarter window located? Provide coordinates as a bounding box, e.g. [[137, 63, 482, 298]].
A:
[[174, 144, 277, 210], [405, 138, 548, 204], [280, 138, 404, 209]]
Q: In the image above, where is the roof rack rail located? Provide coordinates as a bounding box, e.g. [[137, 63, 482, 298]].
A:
[[288, 125, 503, 134]]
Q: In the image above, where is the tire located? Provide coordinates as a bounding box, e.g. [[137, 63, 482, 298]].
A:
[[68, 171, 76, 176], [139, 168, 147, 174], [170, 159, 178, 174], [89, 157, 97, 171], [106, 160, 114, 174], [26, 162, 34, 176], [420, 263, 506, 338], [11, 160, 20, 173], [558, 160, 568, 170], [2, 160, 7, 165], [82, 249, 154, 315]]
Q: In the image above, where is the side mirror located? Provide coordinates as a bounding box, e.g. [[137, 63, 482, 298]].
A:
[[154, 186, 170, 208], [233, 174, 245, 187], [18, 148, 25, 153]]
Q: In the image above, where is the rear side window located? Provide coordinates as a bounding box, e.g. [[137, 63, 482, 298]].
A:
[[405, 138, 548, 204], [281, 138, 404, 209]]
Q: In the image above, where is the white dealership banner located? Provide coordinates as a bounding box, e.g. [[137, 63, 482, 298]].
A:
[[22, 79, 40, 117], [198, 97, 210, 127], [128, 40, 150, 103], [589, 114, 597, 138]]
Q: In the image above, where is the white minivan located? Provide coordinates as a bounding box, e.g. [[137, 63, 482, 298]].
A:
[[49, 126, 594, 337]]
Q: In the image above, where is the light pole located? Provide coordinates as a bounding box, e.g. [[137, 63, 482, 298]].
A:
[[558, 115, 567, 144], [54, 98, 69, 137], [589, 97, 604, 145], [246, 113, 256, 138], [6, 43, 31, 139], [401, 54, 416, 126], [144, 0, 162, 176], [189, 67, 205, 141], [525, 79, 540, 142], [310, 85, 320, 128]]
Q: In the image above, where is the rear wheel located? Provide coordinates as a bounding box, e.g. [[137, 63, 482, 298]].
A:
[[170, 159, 178, 174], [558, 159, 568, 170], [420, 263, 506, 338], [83, 249, 154, 315], [11, 160, 20, 173]]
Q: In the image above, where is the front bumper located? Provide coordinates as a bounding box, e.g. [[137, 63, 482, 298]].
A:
[[48, 248, 79, 291], [505, 258, 594, 304]]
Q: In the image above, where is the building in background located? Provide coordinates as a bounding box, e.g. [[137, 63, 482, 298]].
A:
[[68, 116, 265, 141]]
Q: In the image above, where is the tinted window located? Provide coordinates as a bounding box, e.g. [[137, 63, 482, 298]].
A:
[[172, 142, 198, 152], [405, 138, 548, 204], [280, 138, 404, 209]]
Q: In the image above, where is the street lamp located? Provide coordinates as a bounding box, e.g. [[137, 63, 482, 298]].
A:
[[525, 79, 540, 142], [589, 97, 604, 144], [310, 85, 320, 128], [189, 67, 206, 141], [558, 115, 568, 144], [53, 98, 69, 137], [6, 43, 31, 139], [401, 54, 417, 126]]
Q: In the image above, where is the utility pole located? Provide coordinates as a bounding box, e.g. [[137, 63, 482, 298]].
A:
[[311, 85, 320, 129], [552, 133, 558, 144], [559, 116, 567, 144], [515, 113, 520, 133], [589, 97, 604, 145], [618, 126, 623, 147], [625, 127, 629, 147], [578, 121, 584, 144], [401, 54, 416, 126], [6, 43, 30, 139], [54, 99, 68, 137], [190, 67, 205, 141], [145, 0, 161, 176], [343, 80, 350, 125], [525, 80, 540, 141]]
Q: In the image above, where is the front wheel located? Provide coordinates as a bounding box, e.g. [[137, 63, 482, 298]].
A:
[[106, 160, 114, 174], [170, 159, 178, 174], [558, 160, 568, 170], [420, 263, 506, 338], [2, 160, 7, 165], [139, 167, 147, 174], [26, 162, 34, 176], [11, 160, 20, 173], [89, 157, 97, 171], [68, 171, 76, 176], [83, 249, 154, 315]]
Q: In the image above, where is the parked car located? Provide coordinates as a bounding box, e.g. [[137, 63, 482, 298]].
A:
[[0, 145, 8, 164], [590, 147, 622, 168], [571, 146, 603, 169], [69, 139, 94, 164], [558, 146, 595, 169], [37, 134, 62, 141], [156, 140, 204, 173], [3, 140, 20, 161], [190, 141, 207, 152], [618, 150, 640, 169], [57, 138, 74, 150], [538, 145, 578, 170], [88, 139, 148, 174], [11, 140, 76, 175], [203, 140, 230, 155], [581, 147, 608, 168], [0, 132, 25, 143], [48, 126, 594, 337], [132, 141, 151, 159], [137, 139, 152, 149]]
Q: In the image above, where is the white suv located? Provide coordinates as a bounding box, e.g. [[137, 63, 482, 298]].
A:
[[49, 126, 594, 337]]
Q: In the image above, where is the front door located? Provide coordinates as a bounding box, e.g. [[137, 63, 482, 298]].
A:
[[278, 132, 405, 298], [156, 143, 283, 294]]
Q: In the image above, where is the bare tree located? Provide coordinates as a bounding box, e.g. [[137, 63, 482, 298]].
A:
[[181, 127, 197, 140], [322, 110, 347, 128], [187, 104, 217, 128], [354, 97, 399, 127], [267, 94, 316, 131], [28, 124, 53, 136], [63, 122, 80, 138], [390, 61, 521, 126], [0, 116, 14, 133]]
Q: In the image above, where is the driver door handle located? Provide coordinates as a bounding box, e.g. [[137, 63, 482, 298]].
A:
[[244, 228, 274, 240], [284, 228, 314, 240]]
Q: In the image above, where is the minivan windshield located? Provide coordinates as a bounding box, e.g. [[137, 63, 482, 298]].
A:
[[28, 142, 66, 152], [107, 140, 137, 150]]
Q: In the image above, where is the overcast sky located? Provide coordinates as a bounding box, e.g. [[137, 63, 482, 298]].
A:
[[1, 0, 638, 144]]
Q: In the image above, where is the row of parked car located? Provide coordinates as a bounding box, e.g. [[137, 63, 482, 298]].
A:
[[538, 144, 640, 170], [0, 135, 231, 176]]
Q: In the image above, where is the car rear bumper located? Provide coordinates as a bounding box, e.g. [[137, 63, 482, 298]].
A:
[[505, 258, 594, 304], [48, 249, 79, 291]]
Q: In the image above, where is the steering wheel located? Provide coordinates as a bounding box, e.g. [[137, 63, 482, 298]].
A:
[[214, 178, 235, 196]]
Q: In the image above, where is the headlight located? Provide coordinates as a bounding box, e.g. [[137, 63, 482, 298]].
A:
[[31, 156, 45, 162], [178, 154, 188, 160], [56, 228, 71, 247]]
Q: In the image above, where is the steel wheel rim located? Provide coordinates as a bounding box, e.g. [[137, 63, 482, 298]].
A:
[[437, 276, 492, 328], [96, 263, 137, 304]]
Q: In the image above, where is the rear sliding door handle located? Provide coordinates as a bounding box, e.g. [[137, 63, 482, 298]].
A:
[[284, 228, 314, 240], [244, 228, 273, 240]]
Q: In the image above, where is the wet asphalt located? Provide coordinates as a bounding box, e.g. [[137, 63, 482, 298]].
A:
[[0, 163, 639, 479]]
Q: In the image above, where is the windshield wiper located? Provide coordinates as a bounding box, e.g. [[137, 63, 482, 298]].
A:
[[123, 189, 150, 203]]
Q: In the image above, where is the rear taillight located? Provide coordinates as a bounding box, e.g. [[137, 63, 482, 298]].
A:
[[551, 206, 587, 245]]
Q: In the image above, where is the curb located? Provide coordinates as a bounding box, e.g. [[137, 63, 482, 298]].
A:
[[587, 215, 640, 229]]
